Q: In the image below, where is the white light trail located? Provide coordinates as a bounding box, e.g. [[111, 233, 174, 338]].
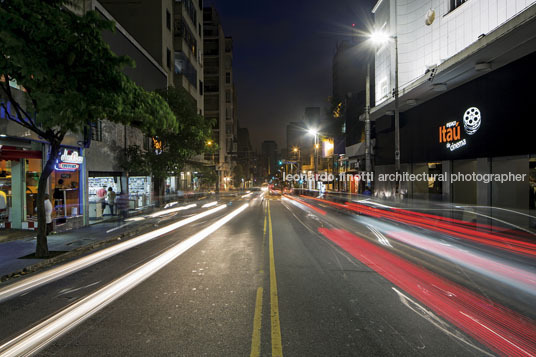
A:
[[201, 201, 218, 208], [0, 203, 249, 357], [148, 203, 197, 218], [0, 205, 227, 303]]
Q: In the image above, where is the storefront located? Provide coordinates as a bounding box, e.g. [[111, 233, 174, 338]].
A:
[[0, 145, 42, 229], [128, 176, 152, 209], [0, 144, 85, 231], [88, 171, 123, 222], [373, 51, 536, 214], [50, 147, 84, 231]]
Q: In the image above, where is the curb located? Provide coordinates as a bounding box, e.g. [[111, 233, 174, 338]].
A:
[[0, 223, 153, 283]]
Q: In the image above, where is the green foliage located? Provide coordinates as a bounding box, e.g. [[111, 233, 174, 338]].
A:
[[0, 0, 175, 136], [122, 87, 215, 180], [0, 0, 175, 256]]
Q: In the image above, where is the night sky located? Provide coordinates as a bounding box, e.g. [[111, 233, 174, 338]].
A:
[[204, 0, 376, 151]]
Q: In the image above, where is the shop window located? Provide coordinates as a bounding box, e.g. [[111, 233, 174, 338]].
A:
[[25, 159, 42, 221], [88, 175, 122, 222], [427, 162, 443, 198], [129, 176, 152, 209], [50, 166, 81, 222], [0, 161, 12, 227]]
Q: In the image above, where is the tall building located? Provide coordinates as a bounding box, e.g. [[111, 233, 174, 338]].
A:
[[261, 141, 278, 178], [173, 0, 204, 114], [370, 0, 536, 215], [237, 126, 255, 186], [99, 0, 175, 87], [203, 7, 236, 189], [99, 0, 205, 114], [332, 39, 375, 185]]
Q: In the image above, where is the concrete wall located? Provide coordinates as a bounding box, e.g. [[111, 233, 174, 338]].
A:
[[374, 0, 536, 105]]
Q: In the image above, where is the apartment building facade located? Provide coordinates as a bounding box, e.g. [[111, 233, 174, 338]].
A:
[[203, 7, 236, 190]]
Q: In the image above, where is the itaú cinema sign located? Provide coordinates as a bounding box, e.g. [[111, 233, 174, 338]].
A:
[[438, 107, 482, 151]]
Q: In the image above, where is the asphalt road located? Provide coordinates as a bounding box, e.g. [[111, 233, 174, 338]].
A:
[[1, 191, 535, 356]]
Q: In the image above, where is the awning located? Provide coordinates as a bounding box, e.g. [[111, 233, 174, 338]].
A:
[[0, 146, 41, 161]]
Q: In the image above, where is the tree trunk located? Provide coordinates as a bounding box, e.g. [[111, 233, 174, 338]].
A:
[[35, 142, 61, 258], [153, 177, 166, 207]]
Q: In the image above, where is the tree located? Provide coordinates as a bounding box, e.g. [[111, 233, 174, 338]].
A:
[[122, 87, 214, 203], [0, 0, 175, 257], [232, 163, 246, 189]]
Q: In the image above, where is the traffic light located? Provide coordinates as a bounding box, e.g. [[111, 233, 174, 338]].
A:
[[278, 160, 282, 165]]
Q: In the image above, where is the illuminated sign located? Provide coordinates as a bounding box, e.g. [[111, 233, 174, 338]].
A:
[[463, 107, 481, 135], [322, 139, 334, 158], [438, 107, 482, 152], [55, 149, 83, 171], [60, 149, 83, 164]]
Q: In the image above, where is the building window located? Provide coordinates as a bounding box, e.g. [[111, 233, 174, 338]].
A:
[[91, 120, 103, 142], [175, 18, 197, 56], [199, 80, 203, 95], [166, 10, 171, 31], [175, 51, 197, 88], [380, 79, 388, 98], [167, 48, 171, 69], [225, 90, 231, 103], [450, 0, 468, 11], [225, 72, 231, 84]]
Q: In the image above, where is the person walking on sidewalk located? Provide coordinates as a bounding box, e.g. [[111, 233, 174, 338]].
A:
[[106, 187, 116, 215], [44, 194, 53, 235]]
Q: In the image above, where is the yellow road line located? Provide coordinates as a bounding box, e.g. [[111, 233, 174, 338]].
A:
[[268, 201, 283, 356], [250, 287, 264, 357]]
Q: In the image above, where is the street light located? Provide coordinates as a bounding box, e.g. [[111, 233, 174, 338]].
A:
[[368, 27, 401, 194], [206, 140, 219, 193]]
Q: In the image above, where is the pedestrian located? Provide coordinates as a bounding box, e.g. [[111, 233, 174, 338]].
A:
[[44, 193, 53, 235], [363, 186, 372, 196], [107, 187, 116, 215], [116, 192, 129, 219], [96, 184, 107, 214]]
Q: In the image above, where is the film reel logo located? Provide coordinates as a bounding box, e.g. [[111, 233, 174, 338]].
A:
[[463, 107, 481, 135]]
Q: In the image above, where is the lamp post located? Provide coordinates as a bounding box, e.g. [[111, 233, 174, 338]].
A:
[[307, 129, 319, 189], [369, 28, 400, 194], [292, 146, 301, 172], [207, 140, 219, 193]]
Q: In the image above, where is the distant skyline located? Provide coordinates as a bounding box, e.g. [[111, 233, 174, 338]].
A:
[[204, 0, 376, 151]]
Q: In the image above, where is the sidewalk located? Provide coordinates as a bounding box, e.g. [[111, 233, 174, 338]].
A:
[[0, 198, 209, 281]]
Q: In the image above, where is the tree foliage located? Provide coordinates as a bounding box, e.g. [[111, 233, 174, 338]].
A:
[[122, 86, 215, 186], [0, 0, 175, 257]]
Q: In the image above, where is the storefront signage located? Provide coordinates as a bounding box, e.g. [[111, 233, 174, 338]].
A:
[[438, 107, 482, 152], [55, 149, 83, 171]]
